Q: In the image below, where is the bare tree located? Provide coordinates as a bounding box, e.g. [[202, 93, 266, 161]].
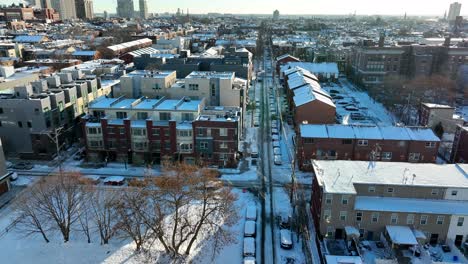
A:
[[77, 186, 93, 243], [146, 163, 238, 258], [114, 187, 152, 252], [89, 187, 120, 245], [14, 191, 51, 243]]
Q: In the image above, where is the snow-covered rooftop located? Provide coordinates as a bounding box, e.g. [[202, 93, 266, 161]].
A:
[[300, 124, 440, 142], [385, 226, 418, 245], [356, 196, 468, 215], [313, 160, 468, 194]]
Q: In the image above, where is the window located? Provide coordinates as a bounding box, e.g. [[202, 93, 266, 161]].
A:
[[303, 138, 314, 144], [457, 217, 464, 227], [357, 140, 368, 146], [326, 226, 334, 237], [179, 143, 193, 152], [151, 141, 161, 151], [341, 195, 349, 205], [356, 212, 363, 222], [18, 121, 23, 128], [137, 112, 148, 120], [387, 187, 394, 193], [420, 215, 428, 225], [164, 129, 170, 137], [210, 84, 216, 96], [371, 212, 379, 223], [390, 213, 398, 224], [116, 112, 127, 119], [188, 84, 199, 90], [425, 142, 436, 148], [368, 186, 376, 193], [399, 141, 406, 147], [219, 142, 228, 149], [152, 129, 160, 136], [165, 142, 171, 150], [153, 83, 160, 90], [342, 139, 352, 145], [181, 113, 194, 121], [132, 128, 146, 136], [197, 128, 206, 136], [219, 128, 227, 137], [325, 194, 332, 205], [452, 190, 458, 196], [436, 216, 444, 225], [409, 153, 420, 161], [159, 112, 171, 121], [107, 140, 116, 149], [135, 142, 148, 150], [119, 128, 125, 134], [178, 130, 192, 137], [200, 142, 208, 150], [27, 121, 32, 128], [89, 140, 103, 148], [431, 189, 439, 195], [407, 214, 415, 225], [324, 209, 331, 221], [88, 127, 102, 134], [382, 152, 392, 160], [340, 211, 347, 221]]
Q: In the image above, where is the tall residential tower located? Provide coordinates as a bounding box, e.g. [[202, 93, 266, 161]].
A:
[[139, 0, 148, 19], [117, 0, 134, 19]]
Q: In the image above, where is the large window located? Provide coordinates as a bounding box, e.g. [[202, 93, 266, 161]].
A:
[[88, 127, 102, 134], [159, 112, 171, 121], [436, 216, 444, 225], [420, 215, 428, 225], [407, 214, 415, 225], [188, 84, 199, 90], [458, 217, 464, 227], [200, 142, 208, 150], [181, 113, 194, 121], [341, 195, 349, 205], [390, 213, 398, 224], [324, 210, 331, 221], [178, 130, 192, 137], [137, 112, 148, 120], [325, 194, 332, 205], [409, 153, 421, 161], [219, 128, 227, 137], [356, 212, 363, 222], [116, 112, 127, 119], [357, 140, 368, 146], [340, 211, 347, 221], [132, 128, 146, 136], [371, 212, 379, 223]]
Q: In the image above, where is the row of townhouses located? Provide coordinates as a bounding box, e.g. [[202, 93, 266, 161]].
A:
[[298, 124, 440, 170], [82, 96, 241, 167], [311, 160, 468, 247]]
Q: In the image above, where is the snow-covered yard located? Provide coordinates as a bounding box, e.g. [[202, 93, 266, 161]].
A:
[[0, 188, 259, 264]]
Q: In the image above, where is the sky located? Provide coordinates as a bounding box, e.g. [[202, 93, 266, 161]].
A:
[[1, 0, 466, 16]]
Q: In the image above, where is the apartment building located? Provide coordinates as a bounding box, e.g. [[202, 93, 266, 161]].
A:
[[192, 106, 241, 168], [82, 96, 242, 167], [298, 124, 440, 170], [0, 139, 10, 196], [0, 71, 112, 159], [419, 103, 464, 133], [117, 70, 177, 98], [0, 4, 35, 21], [283, 67, 336, 125], [350, 39, 468, 90], [451, 125, 468, 163], [311, 160, 468, 247]]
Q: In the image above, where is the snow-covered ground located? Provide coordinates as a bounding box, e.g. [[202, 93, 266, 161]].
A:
[[0, 188, 259, 264], [323, 79, 398, 126]]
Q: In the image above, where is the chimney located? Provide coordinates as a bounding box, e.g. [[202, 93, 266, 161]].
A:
[[444, 36, 451, 47], [378, 35, 385, 48]]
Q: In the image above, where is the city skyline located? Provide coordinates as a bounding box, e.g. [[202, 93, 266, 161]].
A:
[[0, 0, 466, 16]]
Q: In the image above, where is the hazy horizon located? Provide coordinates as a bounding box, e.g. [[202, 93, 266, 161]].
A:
[[0, 0, 466, 16]]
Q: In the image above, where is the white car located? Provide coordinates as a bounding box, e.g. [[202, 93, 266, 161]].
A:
[[274, 155, 282, 165], [246, 205, 257, 221], [271, 128, 279, 135], [280, 229, 293, 249], [272, 134, 280, 141], [272, 141, 280, 148], [273, 147, 281, 155], [244, 220, 256, 237], [243, 237, 256, 257]]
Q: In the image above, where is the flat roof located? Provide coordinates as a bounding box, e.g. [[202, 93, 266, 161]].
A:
[[356, 196, 468, 216], [89, 96, 201, 112], [186, 71, 234, 79], [300, 124, 439, 142], [313, 160, 468, 194], [125, 70, 175, 78]]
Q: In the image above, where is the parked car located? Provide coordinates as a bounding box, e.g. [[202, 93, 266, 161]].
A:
[[272, 141, 280, 148], [274, 155, 282, 165], [243, 237, 256, 257], [345, 106, 359, 111], [280, 229, 293, 249], [273, 147, 281, 155], [243, 257, 256, 264], [441, 245, 451, 252], [246, 205, 257, 221], [279, 213, 291, 229], [271, 128, 279, 135], [13, 162, 33, 170], [272, 135, 280, 141], [244, 220, 256, 237]]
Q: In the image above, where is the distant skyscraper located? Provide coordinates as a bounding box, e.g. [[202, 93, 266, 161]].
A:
[[104, 10, 108, 20], [29, 0, 52, 8], [51, 0, 77, 19], [117, 0, 134, 19], [75, 0, 93, 19], [273, 10, 279, 20], [448, 2, 462, 21], [139, 0, 148, 19]]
